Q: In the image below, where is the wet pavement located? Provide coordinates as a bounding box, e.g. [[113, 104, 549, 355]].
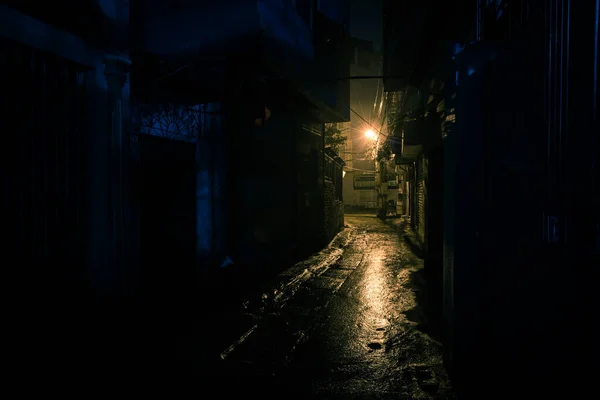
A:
[[193, 215, 454, 399]]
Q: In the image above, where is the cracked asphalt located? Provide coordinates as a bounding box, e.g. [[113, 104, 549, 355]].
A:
[[199, 215, 454, 399]]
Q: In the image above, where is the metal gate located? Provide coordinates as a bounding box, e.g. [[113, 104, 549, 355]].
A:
[[137, 134, 196, 301], [415, 154, 427, 245], [2, 37, 88, 288]]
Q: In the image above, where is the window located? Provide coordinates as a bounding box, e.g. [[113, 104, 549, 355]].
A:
[[354, 175, 376, 189]]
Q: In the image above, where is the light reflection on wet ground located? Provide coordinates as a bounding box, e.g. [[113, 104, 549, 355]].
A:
[[206, 215, 454, 399]]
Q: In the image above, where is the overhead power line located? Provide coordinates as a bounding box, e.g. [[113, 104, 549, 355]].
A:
[[344, 166, 378, 172], [349, 107, 389, 139]]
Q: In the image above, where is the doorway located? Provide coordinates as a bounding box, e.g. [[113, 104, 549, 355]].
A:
[[138, 135, 196, 304]]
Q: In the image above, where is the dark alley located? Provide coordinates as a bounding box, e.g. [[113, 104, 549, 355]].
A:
[[192, 215, 453, 399], [2, 0, 599, 398]]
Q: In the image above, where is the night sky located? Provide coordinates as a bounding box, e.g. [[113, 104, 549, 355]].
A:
[[349, 0, 383, 51]]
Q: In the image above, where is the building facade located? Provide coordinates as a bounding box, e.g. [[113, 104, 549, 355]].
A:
[[324, 147, 346, 241], [382, 0, 599, 397], [2, 0, 351, 303], [132, 0, 352, 294], [2, 0, 134, 299]]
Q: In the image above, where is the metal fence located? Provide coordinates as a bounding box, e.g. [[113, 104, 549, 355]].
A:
[[2, 37, 88, 280]]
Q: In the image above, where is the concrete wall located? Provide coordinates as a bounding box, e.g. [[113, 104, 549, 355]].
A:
[[324, 179, 344, 243], [344, 173, 377, 209], [139, 0, 313, 69], [193, 103, 327, 273], [238, 109, 299, 269]]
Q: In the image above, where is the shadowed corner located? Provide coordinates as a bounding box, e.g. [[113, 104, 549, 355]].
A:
[[402, 232, 425, 260], [403, 268, 443, 343], [385, 217, 424, 259], [388, 217, 442, 342], [196, 363, 317, 400]]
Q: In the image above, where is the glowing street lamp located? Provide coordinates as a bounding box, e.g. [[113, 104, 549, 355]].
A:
[[365, 129, 377, 140]]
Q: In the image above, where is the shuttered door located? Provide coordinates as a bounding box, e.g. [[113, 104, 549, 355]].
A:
[[2, 37, 88, 286], [416, 155, 427, 244]]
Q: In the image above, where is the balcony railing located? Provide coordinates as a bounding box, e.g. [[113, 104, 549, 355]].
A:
[[354, 177, 376, 189]]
